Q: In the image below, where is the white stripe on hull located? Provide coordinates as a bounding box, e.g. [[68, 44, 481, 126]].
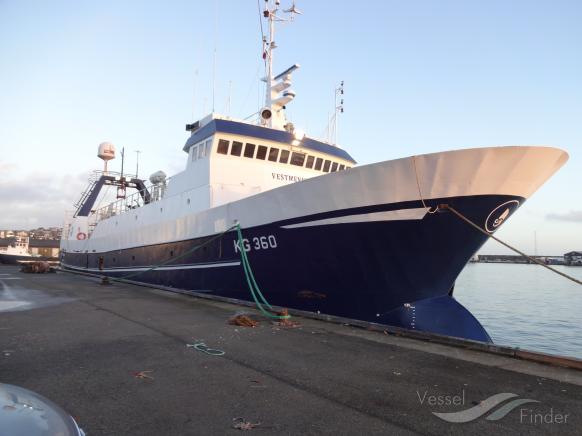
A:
[[281, 207, 429, 229], [62, 260, 241, 273]]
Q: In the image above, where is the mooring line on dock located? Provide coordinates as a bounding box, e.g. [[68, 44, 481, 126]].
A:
[[235, 223, 290, 320], [444, 204, 582, 286], [97, 222, 290, 320], [113, 224, 240, 282]]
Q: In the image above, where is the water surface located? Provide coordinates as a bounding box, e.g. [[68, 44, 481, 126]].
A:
[[455, 263, 582, 359]]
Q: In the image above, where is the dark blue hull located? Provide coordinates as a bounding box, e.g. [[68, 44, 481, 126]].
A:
[[62, 194, 524, 342]]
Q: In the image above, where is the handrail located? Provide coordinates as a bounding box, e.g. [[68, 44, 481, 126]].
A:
[[90, 176, 172, 227]]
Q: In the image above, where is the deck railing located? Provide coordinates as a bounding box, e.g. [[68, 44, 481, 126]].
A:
[[89, 177, 171, 230]]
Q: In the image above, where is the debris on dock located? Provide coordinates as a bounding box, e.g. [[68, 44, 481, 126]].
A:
[[229, 312, 260, 327], [232, 417, 261, 431], [19, 261, 54, 274]]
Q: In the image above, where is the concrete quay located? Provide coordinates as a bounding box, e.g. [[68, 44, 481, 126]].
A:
[[1, 264, 581, 435]]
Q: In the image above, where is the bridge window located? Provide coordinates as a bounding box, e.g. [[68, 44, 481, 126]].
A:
[[279, 149, 290, 164], [191, 146, 198, 161], [256, 145, 268, 160], [339, 164, 345, 170], [323, 160, 331, 172], [205, 139, 212, 156], [268, 147, 279, 162], [331, 162, 338, 172], [314, 157, 323, 171], [244, 143, 256, 158], [217, 139, 229, 154], [290, 152, 306, 167], [305, 155, 314, 169], [231, 141, 243, 156], [198, 143, 205, 159]]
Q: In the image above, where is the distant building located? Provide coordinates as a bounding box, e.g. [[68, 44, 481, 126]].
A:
[[476, 254, 564, 265], [477, 254, 531, 264], [0, 238, 60, 258], [29, 227, 62, 240], [29, 239, 60, 258], [564, 251, 582, 266]]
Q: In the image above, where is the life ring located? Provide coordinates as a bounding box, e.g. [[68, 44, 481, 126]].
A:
[[76, 232, 87, 240]]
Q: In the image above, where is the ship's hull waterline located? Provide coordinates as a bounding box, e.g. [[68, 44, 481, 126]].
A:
[[61, 146, 569, 342]]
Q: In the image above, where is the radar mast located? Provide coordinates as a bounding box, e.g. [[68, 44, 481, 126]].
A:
[[259, 0, 302, 130]]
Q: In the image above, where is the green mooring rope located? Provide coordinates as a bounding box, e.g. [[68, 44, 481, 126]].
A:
[[235, 224, 290, 319], [116, 223, 240, 281], [105, 222, 289, 319]]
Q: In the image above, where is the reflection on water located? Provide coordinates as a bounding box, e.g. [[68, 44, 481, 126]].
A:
[[455, 263, 582, 359]]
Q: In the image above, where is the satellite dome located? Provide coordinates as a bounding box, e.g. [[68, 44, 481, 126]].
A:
[[98, 142, 115, 161]]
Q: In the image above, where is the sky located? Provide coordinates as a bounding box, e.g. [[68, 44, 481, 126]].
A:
[[0, 0, 580, 255]]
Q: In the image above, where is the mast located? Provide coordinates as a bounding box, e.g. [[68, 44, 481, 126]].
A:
[[259, 0, 301, 130], [263, 2, 275, 113]]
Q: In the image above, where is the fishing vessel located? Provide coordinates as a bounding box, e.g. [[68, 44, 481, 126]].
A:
[[60, 2, 568, 342]]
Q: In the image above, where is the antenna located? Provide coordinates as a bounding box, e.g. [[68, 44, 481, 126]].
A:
[[212, 48, 217, 113], [212, 0, 218, 113], [192, 68, 199, 120], [226, 80, 232, 116], [328, 80, 344, 145], [135, 150, 141, 179], [117, 147, 126, 199], [284, 0, 302, 17], [121, 148, 125, 177]]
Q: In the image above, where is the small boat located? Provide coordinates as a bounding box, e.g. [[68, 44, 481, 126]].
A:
[[0, 236, 42, 265]]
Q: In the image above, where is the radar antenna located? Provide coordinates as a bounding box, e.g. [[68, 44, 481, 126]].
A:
[[284, 1, 302, 18]]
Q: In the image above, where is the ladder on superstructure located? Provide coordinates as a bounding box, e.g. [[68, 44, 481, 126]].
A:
[[73, 171, 101, 213]]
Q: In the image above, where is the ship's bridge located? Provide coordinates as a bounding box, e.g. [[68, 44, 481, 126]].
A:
[[77, 114, 357, 239], [165, 114, 357, 208]]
